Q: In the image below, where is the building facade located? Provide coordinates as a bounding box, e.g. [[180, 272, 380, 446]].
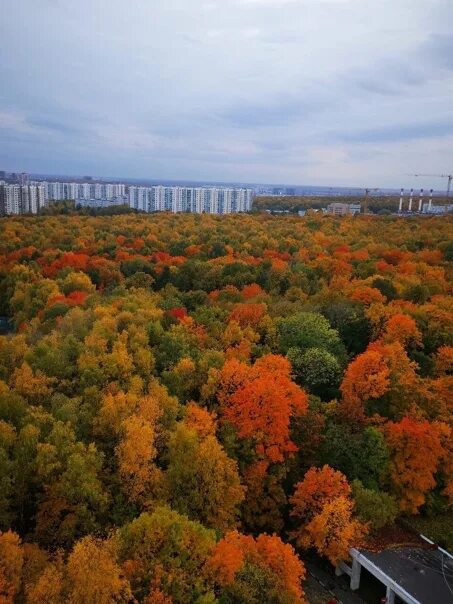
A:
[[1, 180, 254, 216], [0, 183, 48, 215], [128, 185, 253, 214], [327, 202, 361, 216]]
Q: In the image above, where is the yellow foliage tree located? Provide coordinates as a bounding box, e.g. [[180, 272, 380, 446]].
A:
[[0, 531, 23, 604], [66, 536, 132, 604], [116, 415, 161, 506]]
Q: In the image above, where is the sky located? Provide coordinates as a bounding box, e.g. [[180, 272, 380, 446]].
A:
[[1, 0, 453, 188]]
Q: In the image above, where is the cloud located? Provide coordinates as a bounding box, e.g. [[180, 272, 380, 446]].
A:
[[239, 0, 352, 4], [337, 119, 453, 144], [0, 110, 35, 134], [0, 0, 452, 186], [422, 33, 453, 70], [222, 93, 331, 128]]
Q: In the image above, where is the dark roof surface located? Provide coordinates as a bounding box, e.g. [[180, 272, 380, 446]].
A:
[[360, 547, 453, 604]]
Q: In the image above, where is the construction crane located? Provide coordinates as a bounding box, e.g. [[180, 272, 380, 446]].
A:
[[414, 174, 453, 199], [363, 188, 379, 214]]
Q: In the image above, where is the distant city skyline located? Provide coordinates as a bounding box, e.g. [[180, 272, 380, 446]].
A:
[[2, 168, 450, 197], [1, 1, 452, 188], [0, 179, 253, 216]]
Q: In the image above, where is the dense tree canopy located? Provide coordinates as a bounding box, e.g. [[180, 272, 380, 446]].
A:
[[0, 211, 451, 601]]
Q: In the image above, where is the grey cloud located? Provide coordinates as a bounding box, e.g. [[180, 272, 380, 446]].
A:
[[336, 119, 453, 144], [1, 0, 453, 186], [28, 117, 86, 135], [353, 66, 426, 97], [222, 98, 326, 128], [422, 33, 453, 70]]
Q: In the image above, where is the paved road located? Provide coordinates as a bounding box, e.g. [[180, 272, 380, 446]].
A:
[[305, 560, 366, 604]]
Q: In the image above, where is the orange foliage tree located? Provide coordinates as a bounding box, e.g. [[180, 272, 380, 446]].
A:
[[207, 530, 306, 604], [385, 416, 451, 513], [350, 286, 386, 306], [228, 303, 267, 328], [217, 355, 308, 465], [340, 348, 390, 420], [383, 313, 422, 348], [241, 283, 265, 300], [290, 465, 351, 521], [302, 496, 366, 565], [290, 466, 366, 565], [340, 338, 419, 420], [183, 402, 217, 439]]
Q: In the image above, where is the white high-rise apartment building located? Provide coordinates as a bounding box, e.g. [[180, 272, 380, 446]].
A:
[[67, 183, 79, 200], [152, 186, 166, 212], [39, 182, 51, 202], [1, 180, 253, 215], [49, 182, 63, 200], [233, 188, 253, 212], [27, 186, 38, 213], [36, 184, 48, 209], [21, 186, 30, 213], [171, 187, 183, 213], [105, 184, 115, 200], [163, 187, 172, 211], [182, 188, 193, 213], [94, 183, 106, 199], [80, 183, 92, 199], [25, 185, 46, 213], [137, 187, 148, 212], [0, 184, 47, 215], [193, 188, 204, 213], [129, 186, 149, 211], [208, 188, 218, 214], [128, 186, 137, 209], [127, 185, 253, 214], [1, 185, 21, 214], [221, 189, 234, 214]]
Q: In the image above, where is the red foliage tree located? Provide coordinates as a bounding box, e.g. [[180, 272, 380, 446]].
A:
[[228, 303, 266, 328]]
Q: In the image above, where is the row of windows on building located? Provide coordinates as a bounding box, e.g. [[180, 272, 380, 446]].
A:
[[0, 181, 128, 215], [326, 202, 362, 216], [0, 181, 254, 215], [46, 182, 126, 201], [128, 186, 253, 214], [0, 183, 48, 215]]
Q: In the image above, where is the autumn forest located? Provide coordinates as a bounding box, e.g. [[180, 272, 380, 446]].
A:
[[0, 212, 452, 603]]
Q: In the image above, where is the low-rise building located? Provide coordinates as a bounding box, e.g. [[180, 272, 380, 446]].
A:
[[422, 202, 453, 214], [327, 202, 361, 216]]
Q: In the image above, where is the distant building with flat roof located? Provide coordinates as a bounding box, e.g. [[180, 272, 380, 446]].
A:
[[327, 202, 361, 216], [76, 197, 127, 209], [0, 183, 47, 215], [128, 185, 253, 214], [422, 202, 453, 214]]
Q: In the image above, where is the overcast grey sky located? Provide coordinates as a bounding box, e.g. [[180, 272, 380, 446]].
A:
[[1, 0, 452, 187]]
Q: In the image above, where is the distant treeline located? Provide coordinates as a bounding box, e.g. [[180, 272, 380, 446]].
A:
[[252, 195, 451, 214]]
